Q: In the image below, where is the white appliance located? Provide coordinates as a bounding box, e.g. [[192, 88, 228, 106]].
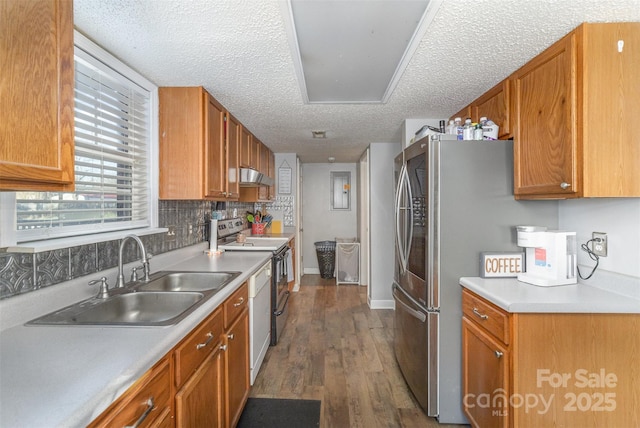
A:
[[393, 135, 559, 423], [516, 226, 577, 286], [248, 260, 272, 385]]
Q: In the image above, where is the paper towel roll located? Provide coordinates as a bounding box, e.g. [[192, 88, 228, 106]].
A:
[[210, 219, 218, 251]]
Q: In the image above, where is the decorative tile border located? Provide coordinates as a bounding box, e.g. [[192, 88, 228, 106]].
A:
[[0, 200, 253, 300]]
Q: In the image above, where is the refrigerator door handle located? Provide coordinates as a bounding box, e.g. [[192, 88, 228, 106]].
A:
[[393, 283, 426, 323], [404, 167, 413, 263], [395, 164, 409, 272]]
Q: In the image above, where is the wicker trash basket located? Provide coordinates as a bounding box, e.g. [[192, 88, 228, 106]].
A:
[[314, 241, 336, 279]]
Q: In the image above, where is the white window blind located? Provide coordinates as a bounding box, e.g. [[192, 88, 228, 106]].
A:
[[16, 45, 151, 242]]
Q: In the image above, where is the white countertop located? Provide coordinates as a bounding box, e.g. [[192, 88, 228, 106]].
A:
[[460, 277, 640, 314], [0, 247, 272, 428]]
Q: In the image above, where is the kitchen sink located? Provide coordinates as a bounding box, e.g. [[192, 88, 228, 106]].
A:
[[27, 291, 205, 326], [26, 271, 242, 327], [72, 292, 203, 324], [135, 271, 240, 292]]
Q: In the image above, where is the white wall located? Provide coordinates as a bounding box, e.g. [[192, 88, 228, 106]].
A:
[[368, 142, 401, 308], [301, 163, 358, 273], [402, 118, 443, 148], [559, 198, 640, 280]]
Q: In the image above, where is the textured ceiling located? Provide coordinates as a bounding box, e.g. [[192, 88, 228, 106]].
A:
[[74, 0, 640, 163]]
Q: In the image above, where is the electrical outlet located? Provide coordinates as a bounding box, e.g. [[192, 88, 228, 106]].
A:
[[592, 232, 607, 257], [167, 225, 176, 242], [188, 224, 193, 235]]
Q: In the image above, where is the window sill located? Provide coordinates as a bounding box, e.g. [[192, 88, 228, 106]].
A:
[[5, 228, 168, 253]]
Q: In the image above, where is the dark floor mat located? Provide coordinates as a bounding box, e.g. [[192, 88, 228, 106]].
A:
[[237, 397, 321, 428]]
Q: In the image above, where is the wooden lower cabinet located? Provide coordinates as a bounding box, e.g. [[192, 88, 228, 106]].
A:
[[224, 285, 250, 428], [88, 357, 172, 428], [175, 306, 225, 427], [462, 289, 640, 427], [462, 317, 510, 428], [175, 343, 225, 427]]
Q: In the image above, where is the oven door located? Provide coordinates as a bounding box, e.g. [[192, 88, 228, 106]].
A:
[[271, 247, 290, 345]]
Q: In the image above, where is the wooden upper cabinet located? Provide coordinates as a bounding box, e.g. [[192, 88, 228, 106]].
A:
[[240, 127, 251, 168], [449, 104, 472, 122], [258, 141, 270, 175], [512, 22, 640, 199], [250, 137, 260, 171], [159, 87, 206, 199], [205, 93, 227, 199], [0, 0, 75, 191], [471, 79, 511, 138], [159, 86, 237, 200], [226, 113, 241, 200], [512, 31, 576, 198]]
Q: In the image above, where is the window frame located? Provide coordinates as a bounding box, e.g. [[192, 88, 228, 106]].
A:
[[0, 31, 160, 250]]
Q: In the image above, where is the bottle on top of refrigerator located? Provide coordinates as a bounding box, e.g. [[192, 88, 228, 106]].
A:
[[446, 119, 456, 135], [473, 124, 484, 140], [482, 120, 499, 140], [462, 118, 474, 140], [454, 117, 463, 140], [479, 117, 488, 127]]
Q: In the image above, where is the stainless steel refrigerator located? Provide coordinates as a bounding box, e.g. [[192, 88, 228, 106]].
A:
[[392, 134, 558, 423]]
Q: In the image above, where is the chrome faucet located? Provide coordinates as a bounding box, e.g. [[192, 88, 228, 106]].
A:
[[116, 234, 150, 288]]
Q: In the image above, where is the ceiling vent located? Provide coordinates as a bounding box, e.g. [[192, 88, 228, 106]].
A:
[[281, 0, 442, 104]]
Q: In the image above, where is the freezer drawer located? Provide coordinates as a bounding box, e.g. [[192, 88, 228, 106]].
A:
[[393, 283, 438, 417]]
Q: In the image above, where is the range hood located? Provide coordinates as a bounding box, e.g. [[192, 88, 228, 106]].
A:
[[239, 168, 274, 187]]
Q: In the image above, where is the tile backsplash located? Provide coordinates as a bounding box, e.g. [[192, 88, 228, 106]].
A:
[[0, 200, 255, 300]]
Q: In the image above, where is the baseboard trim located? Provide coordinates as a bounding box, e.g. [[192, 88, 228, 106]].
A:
[[368, 298, 395, 310]]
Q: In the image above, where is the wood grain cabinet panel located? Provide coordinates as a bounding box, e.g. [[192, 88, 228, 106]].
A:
[[205, 93, 228, 199], [175, 342, 225, 428], [225, 113, 241, 200], [512, 22, 640, 198], [462, 317, 510, 428], [471, 79, 511, 138], [240, 127, 252, 168], [449, 104, 472, 123], [0, 0, 75, 191], [462, 289, 640, 427], [159, 86, 238, 201], [88, 357, 172, 428], [224, 307, 249, 428], [175, 307, 224, 389]]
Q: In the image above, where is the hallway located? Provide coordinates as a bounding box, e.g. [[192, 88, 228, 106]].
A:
[[250, 275, 461, 427]]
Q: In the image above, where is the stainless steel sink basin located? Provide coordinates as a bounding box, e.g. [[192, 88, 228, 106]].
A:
[[26, 271, 242, 327], [136, 271, 240, 292], [73, 292, 203, 324], [27, 292, 205, 326]]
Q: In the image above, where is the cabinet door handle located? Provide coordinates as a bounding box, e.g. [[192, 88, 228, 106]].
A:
[[560, 182, 571, 189], [196, 332, 214, 350], [495, 350, 504, 359], [227, 333, 235, 340], [233, 297, 245, 307], [472, 308, 489, 320], [219, 344, 228, 351], [125, 397, 154, 428]]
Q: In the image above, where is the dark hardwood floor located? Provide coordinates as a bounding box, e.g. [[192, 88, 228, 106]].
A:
[[249, 274, 463, 427]]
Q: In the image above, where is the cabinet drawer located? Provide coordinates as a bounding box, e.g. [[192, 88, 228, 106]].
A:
[[175, 307, 223, 388], [462, 289, 510, 344], [89, 357, 171, 428], [224, 282, 248, 328]]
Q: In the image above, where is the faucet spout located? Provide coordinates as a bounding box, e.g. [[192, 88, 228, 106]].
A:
[[116, 234, 150, 288]]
